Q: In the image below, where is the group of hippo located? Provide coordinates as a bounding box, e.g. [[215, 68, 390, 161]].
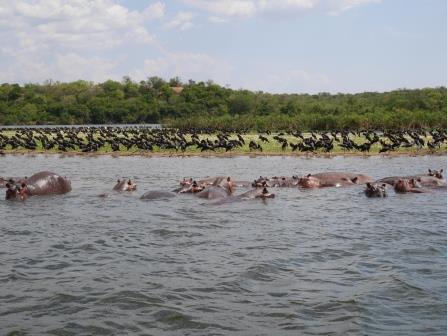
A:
[[1, 169, 445, 202]]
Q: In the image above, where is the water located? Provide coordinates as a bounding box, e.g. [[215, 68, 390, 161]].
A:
[[1, 154, 447, 336]]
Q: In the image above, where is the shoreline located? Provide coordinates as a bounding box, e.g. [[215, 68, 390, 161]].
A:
[[1, 149, 446, 158]]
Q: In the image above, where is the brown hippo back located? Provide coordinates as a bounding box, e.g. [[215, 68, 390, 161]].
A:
[[299, 172, 372, 188], [26, 171, 72, 196]]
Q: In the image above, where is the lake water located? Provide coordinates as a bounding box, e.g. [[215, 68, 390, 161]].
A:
[[1, 154, 447, 336]]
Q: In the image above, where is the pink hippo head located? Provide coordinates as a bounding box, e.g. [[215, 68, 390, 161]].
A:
[[394, 179, 412, 193], [298, 174, 321, 188]]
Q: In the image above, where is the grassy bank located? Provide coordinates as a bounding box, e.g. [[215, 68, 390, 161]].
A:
[[1, 128, 446, 156]]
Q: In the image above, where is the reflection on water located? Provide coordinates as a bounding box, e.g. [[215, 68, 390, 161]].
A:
[[1, 154, 447, 335]]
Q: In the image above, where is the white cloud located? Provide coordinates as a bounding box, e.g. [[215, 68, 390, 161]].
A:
[[179, 0, 381, 19], [241, 68, 331, 93], [137, 52, 232, 83], [180, 0, 257, 17], [0, 1, 165, 52], [258, 0, 316, 12], [164, 12, 195, 30], [0, 1, 166, 83], [208, 16, 228, 23], [143, 2, 166, 20], [0, 52, 118, 83]]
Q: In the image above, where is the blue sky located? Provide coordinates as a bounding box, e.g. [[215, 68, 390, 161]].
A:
[[0, 0, 446, 93]]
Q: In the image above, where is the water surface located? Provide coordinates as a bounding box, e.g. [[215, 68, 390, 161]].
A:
[[1, 154, 447, 335]]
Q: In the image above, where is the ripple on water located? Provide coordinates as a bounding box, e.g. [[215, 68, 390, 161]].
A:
[[1, 155, 447, 335]]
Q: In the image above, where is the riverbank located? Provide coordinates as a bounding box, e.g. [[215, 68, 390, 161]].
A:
[[1, 127, 446, 156], [1, 148, 446, 158]]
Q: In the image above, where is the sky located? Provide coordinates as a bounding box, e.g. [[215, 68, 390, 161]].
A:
[[0, 0, 446, 93]]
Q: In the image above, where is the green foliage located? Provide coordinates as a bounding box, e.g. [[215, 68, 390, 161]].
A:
[[0, 77, 446, 130]]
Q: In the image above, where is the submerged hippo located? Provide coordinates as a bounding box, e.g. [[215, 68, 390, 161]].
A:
[[364, 183, 388, 197], [5, 171, 71, 200], [0, 176, 27, 188], [238, 187, 275, 199], [194, 177, 236, 200], [378, 169, 445, 188], [394, 178, 428, 193], [269, 176, 300, 187], [180, 176, 224, 188], [298, 172, 373, 188], [98, 178, 137, 197], [140, 190, 176, 200], [212, 187, 275, 205], [113, 179, 137, 192]]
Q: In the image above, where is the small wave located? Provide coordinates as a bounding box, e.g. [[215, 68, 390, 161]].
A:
[[99, 290, 163, 310], [0, 270, 31, 283]]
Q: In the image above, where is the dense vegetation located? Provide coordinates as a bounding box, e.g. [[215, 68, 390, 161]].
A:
[[1, 77, 446, 130]]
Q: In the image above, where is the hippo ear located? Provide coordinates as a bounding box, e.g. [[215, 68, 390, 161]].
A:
[[429, 169, 432, 173], [441, 169, 444, 173], [5, 183, 10, 188], [366, 182, 372, 188], [351, 177, 358, 183], [382, 184, 387, 188], [307, 174, 312, 178], [117, 179, 120, 183]]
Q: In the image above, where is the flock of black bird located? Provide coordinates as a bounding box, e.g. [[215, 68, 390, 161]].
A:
[[0, 126, 446, 154]]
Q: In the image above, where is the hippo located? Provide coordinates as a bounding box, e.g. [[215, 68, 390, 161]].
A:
[[194, 176, 236, 200], [112, 179, 137, 192], [269, 176, 299, 187], [238, 187, 275, 199], [97, 178, 137, 197], [377, 169, 445, 188], [140, 190, 176, 200], [177, 180, 206, 194], [428, 169, 443, 179], [180, 176, 224, 188], [211, 187, 275, 205], [252, 175, 299, 188], [364, 183, 387, 197], [5, 171, 71, 200], [298, 172, 373, 188], [394, 178, 428, 193], [0, 176, 27, 188], [252, 176, 270, 188], [5, 183, 29, 201], [176, 176, 228, 193], [195, 185, 230, 200]]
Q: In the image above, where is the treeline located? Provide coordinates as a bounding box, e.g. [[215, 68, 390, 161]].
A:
[[1, 77, 447, 130]]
